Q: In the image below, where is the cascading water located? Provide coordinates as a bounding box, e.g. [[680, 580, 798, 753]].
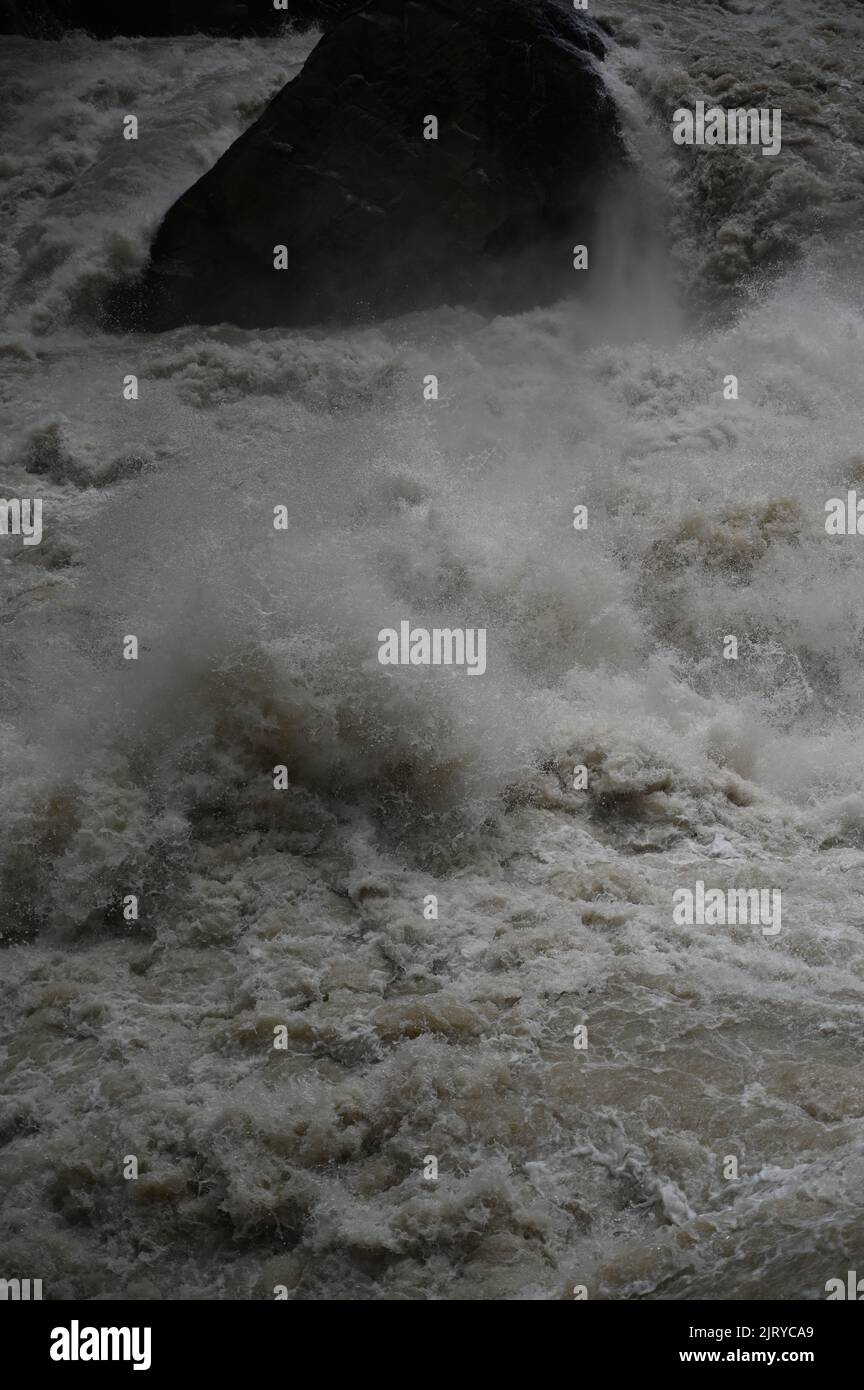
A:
[[1, 1, 863, 1300]]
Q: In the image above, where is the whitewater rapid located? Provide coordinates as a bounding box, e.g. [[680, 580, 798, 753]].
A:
[[1, 1, 863, 1300]]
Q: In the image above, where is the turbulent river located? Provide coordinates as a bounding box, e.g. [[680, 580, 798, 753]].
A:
[[1, 0, 863, 1299]]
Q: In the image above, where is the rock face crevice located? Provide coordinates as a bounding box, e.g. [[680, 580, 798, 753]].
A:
[[104, 0, 625, 330]]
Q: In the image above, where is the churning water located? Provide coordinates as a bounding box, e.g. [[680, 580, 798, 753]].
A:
[[1, 0, 863, 1299]]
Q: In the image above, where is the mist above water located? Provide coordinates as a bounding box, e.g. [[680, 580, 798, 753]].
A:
[[1, 1, 863, 1301]]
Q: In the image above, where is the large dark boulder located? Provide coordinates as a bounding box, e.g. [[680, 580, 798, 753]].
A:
[[104, 0, 624, 330]]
